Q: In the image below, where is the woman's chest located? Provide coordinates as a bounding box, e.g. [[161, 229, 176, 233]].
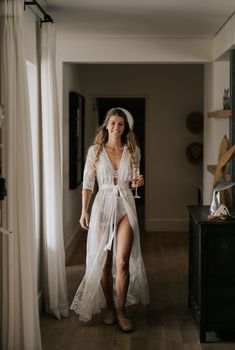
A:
[[104, 146, 124, 170], [96, 150, 132, 181]]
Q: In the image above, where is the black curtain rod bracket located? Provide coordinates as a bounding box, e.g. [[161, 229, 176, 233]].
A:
[[24, 0, 53, 24]]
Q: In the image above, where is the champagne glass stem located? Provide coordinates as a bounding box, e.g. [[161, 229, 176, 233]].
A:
[[133, 167, 141, 198], [134, 182, 140, 199]]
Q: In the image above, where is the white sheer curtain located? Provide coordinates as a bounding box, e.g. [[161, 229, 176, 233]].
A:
[[40, 23, 69, 319], [0, 1, 42, 349]]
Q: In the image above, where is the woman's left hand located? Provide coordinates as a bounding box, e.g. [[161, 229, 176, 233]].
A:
[[131, 175, 144, 188]]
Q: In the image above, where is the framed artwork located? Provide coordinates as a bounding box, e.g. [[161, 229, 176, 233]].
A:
[[69, 91, 85, 189]]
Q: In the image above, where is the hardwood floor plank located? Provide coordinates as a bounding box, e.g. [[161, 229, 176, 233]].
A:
[[130, 337, 147, 350], [113, 335, 131, 350]]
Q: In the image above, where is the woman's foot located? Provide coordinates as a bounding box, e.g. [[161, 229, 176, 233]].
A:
[[117, 314, 134, 332], [103, 309, 117, 325]]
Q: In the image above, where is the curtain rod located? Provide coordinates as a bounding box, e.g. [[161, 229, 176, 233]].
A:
[[24, 0, 53, 24]]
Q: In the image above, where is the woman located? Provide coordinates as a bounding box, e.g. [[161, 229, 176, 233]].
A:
[[70, 108, 149, 332]]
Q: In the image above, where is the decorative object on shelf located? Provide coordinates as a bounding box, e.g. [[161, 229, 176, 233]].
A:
[[209, 135, 235, 213], [69, 91, 85, 189], [208, 203, 234, 221], [223, 88, 231, 110], [186, 112, 203, 133], [209, 178, 235, 218], [185, 142, 203, 164]]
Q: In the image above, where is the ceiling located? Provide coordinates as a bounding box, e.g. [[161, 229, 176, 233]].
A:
[[44, 0, 235, 38]]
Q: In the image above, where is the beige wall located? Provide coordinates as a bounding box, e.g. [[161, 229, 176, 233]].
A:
[[63, 63, 203, 233]]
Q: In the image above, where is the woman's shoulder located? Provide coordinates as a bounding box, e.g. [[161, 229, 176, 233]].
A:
[[88, 144, 99, 153], [87, 144, 103, 158], [85, 145, 97, 159]]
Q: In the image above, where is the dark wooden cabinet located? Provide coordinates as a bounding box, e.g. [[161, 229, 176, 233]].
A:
[[188, 205, 235, 342]]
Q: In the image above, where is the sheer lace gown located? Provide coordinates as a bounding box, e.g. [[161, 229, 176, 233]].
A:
[[70, 145, 149, 322]]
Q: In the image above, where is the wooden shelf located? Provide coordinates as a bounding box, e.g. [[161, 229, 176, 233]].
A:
[[207, 164, 231, 180], [208, 110, 231, 118]]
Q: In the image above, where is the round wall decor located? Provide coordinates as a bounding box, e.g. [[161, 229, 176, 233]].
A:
[[186, 112, 203, 133], [186, 142, 203, 164]]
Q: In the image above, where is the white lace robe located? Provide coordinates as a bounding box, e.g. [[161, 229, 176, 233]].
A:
[[70, 144, 149, 321]]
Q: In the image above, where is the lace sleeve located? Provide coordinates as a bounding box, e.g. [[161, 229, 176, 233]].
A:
[[82, 146, 96, 192]]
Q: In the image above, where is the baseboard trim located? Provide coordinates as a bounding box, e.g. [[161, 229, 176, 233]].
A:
[[146, 218, 188, 232], [64, 225, 82, 265]]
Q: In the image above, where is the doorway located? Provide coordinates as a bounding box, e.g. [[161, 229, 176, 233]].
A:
[[96, 97, 146, 228]]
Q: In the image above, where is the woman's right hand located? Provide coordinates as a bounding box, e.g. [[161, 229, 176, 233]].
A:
[[131, 175, 144, 188], [79, 211, 89, 230]]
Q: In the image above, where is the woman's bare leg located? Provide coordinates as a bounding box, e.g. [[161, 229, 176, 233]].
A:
[[116, 214, 133, 318], [101, 249, 115, 311]]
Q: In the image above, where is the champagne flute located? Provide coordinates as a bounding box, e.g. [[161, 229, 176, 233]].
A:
[[133, 167, 141, 198]]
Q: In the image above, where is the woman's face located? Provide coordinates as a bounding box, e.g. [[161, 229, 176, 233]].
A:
[[106, 115, 125, 139]]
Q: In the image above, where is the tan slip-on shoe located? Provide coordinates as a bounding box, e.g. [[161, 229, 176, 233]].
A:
[[117, 316, 134, 332]]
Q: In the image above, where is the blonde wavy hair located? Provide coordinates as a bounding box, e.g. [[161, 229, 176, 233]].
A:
[[93, 108, 138, 168]]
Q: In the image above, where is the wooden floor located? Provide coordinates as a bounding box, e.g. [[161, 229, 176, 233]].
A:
[[40, 231, 235, 350]]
